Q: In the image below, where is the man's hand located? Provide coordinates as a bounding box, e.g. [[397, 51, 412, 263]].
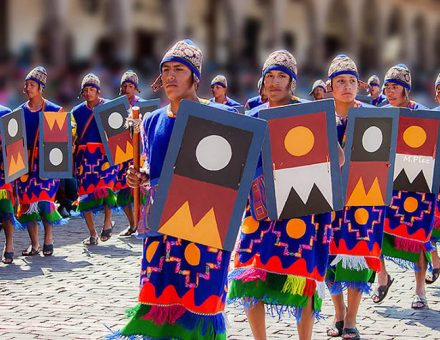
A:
[[127, 165, 149, 188]]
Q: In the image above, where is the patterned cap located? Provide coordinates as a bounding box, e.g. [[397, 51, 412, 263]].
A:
[[435, 72, 440, 90], [79, 73, 100, 98], [327, 54, 359, 80], [309, 79, 326, 95], [368, 75, 380, 87], [151, 39, 203, 92], [211, 74, 227, 88], [262, 50, 298, 93], [121, 70, 140, 92], [384, 64, 411, 90], [25, 66, 47, 88]]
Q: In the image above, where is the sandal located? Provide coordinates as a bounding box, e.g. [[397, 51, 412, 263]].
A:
[[425, 268, 440, 284], [372, 274, 394, 303], [100, 227, 113, 242], [119, 226, 137, 237], [327, 320, 344, 337], [22, 246, 41, 256], [411, 295, 429, 309], [342, 327, 360, 340], [2, 251, 14, 264], [43, 244, 54, 256], [83, 236, 99, 246]]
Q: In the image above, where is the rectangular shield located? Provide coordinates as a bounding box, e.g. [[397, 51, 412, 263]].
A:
[[0, 108, 28, 183], [39, 111, 73, 178], [93, 96, 131, 166], [342, 107, 399, 206], [148, 100, 267, 251], [393, 109, 440, 193], [259, 99, 343, 220]]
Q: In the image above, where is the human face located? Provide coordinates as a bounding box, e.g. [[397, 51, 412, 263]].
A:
[[313, 87, 326, 100], [211, 84, 227, 101], [436, 85, 440, 104], [331, 75, 358, 104], [161, 61, 195, 102], [24, 80, 41, 100], [82, 86, 99, 103], [368, 84, 380, 98], [384, 82, 407, 107], [121, 82, 136, 98], [264, 70, 291, 104]]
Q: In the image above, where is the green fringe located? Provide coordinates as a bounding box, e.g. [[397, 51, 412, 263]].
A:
[[332, 262, 374, 283], [0, 198, 14, 214], [18, 203, 63, 225], [121, 304, 225, 340], [78, 188, 117, 213], [117, 188, 133, 207], [0, 189, 8, 200], [228, 277, 310, 310], [382, 233, 421, 263], [281, 275, 306, 296]]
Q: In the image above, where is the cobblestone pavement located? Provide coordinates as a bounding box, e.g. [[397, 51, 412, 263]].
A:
[[1, 213, 439, 339]]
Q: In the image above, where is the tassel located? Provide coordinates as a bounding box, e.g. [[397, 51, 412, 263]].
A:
[[395, 237, 427, 253], [366, 257, 381, 272], [302, 279, 316, 297], [280, 275, 306, 295], [0, 189, 8, 200], [228, 268, 267, 283], [331, 254, 369, 271], [93, 187, 110, 200], [316, 281, 326, 300], [24, 203, 40, 215], [143, 305, 186, 325]]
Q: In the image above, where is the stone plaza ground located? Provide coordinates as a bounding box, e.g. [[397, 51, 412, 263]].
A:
[[1, 213, 439, 339]]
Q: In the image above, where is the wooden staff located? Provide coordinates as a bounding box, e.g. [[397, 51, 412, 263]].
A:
[[131, 106, 141, 228]]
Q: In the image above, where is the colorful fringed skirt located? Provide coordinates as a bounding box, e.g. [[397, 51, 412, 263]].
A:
[[0, 186, 21, 229], [114, 160, 133, 208], [326, 206, 384, 295], [16, 149, 63, 227], [430, 195, 440, 243], [383, 190, 436, 270], [75, 143, 118, 213], [228, 208, 332, 319], [119, 235, 231, 339]]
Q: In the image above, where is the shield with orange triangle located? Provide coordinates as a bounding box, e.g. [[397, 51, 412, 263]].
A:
[[342, 107, 399, 206], [0, 108, 28, 183], [39, 111, 73, 178], [93, 96, 132, 166], [147, 100, 266, 251]]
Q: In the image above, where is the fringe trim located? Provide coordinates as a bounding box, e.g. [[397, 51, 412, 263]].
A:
[[330, 254, 369, 271], [366, 257, 382, 272], [1, 212, 25, 230], [93, 187, 111, 200], [228, 268, 267, 283], [316, 281, 326, 300], [24, 202, 40, 215], [395, 237, 430, 253], [328, 280, 372, 295], [384, 255, 419, 271], [0, 189, 8, 200], [143, 305, 186, 325], [281, 276, 306, 296]]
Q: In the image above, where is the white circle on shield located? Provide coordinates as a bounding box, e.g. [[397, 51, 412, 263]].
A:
[[196, 135, 232, 171], [108, 112, 124, 130], [8, 118, 18, 137], [362, 126, 383, 153], [49, 148, 63, 166]]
